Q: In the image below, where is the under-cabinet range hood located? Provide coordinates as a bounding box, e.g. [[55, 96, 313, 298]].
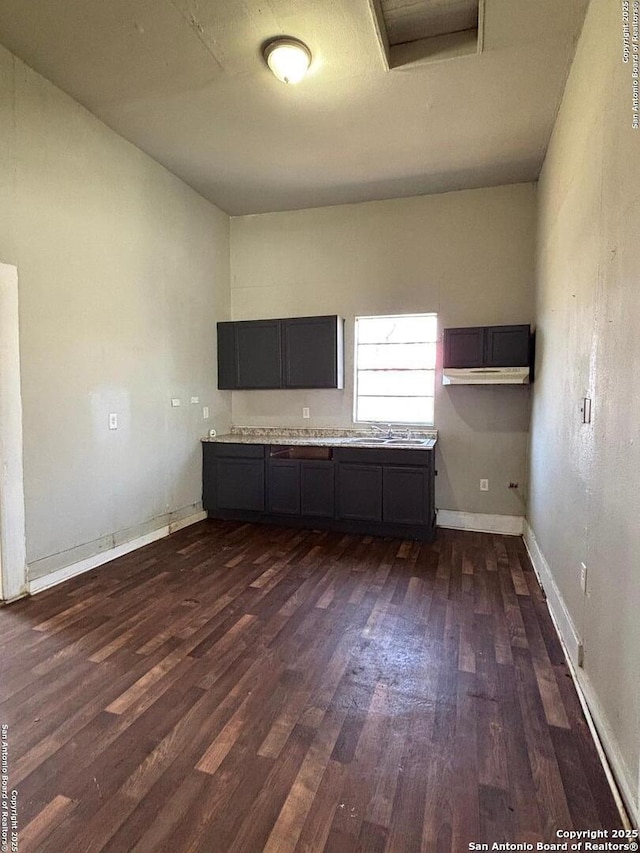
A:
[[442, 325, 533, 385], [442, 366, 530, 385]]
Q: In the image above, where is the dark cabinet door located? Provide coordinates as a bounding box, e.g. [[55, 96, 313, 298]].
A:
[[484, 325, 530, 367], [215, 457, 265, 511], [202, 443, 217, 510], [217, 322, 237, 389], [235, 320, 282, 389], [301, 461, 335, 517], [383, 466, 430, 526], [337, 464, 382, 522], [268, 460, 301, 515], [282, 316, 344, 389], [443, 327, 485, 368]]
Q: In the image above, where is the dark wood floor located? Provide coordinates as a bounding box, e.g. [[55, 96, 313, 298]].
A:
[[1, 521, 621, 852]]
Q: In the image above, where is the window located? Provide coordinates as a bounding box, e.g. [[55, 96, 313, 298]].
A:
[[354, 313, 437, 425]]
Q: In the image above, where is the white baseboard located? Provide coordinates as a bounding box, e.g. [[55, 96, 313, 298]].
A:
[[522, 521, 583, 667], [169, 509, 207, 534], [523, 521, 638, 829], [28, 510, 207, 596], [437, 509, 524, 536]]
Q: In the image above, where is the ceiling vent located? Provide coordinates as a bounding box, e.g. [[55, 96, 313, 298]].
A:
[[368, 0, 485, 70]]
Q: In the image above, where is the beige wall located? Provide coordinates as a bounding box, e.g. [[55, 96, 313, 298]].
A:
[[528, 0, 640, 822], [0, 45, 231, 580], [231, 185, 536, 517]]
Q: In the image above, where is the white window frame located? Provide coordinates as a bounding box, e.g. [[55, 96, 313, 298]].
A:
[[353, 312, 437, 427]]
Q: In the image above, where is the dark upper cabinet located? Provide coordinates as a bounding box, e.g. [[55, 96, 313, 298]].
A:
[[336, 464, 383, 522], [217, 316, 344, 390], [301, 461, 334, 517], [382, 466, 430, 526], [443, 324, 531, 369], [443, 326, 485, 368], [282, 317, 344, 389], [235, 320, 282, 389], [217, 323, 237, 390], [268, 460, 301, 515], [216, 320, 282, 390], [484, 325, 530, 367]]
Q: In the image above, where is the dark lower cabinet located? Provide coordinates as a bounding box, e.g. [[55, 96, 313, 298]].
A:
[[215, 457, 265, 511], [203, 442, 266, 512], [203, 442, 435, 541], [383, 466, 430, 526], [301, 461, 334, 517], [336, 464, 382, 522], [268, 460, 301, 515]]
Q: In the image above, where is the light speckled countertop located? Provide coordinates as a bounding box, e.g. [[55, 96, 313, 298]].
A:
[[202, 426, 437, 451]]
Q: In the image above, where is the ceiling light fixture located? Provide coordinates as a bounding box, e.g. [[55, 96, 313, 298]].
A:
[[263, 37, 312, 84]]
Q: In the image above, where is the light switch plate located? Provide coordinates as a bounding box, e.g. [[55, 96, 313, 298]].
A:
[[171, 398, 181, 407], [108, 413, 118, 430], [190, 396, 199, 404], [203, 406, 209, 420]]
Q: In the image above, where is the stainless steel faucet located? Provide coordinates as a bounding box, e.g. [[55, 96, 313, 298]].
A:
[[370, 423, 392, 438]]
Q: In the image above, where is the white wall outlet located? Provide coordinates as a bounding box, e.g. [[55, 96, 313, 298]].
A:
[[203, 406, 209, 420], [302, 407, 310, 419], [190, 396, 200, 404], [480, 479, 489, 492], [171, 398, 181, 407], [580, 562, 588, 594], [108, 413, 118, 430]]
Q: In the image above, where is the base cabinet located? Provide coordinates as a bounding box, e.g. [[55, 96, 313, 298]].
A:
[[203, 442, 435, 541], [203, 442, 266, 512], [301, 462, 334, 517], [215, 457, 265, 511], [383, 466, 430, 526], [336, 464, 382, 522], [268, 460, 301, 515]]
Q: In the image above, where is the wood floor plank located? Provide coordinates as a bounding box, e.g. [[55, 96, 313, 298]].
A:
[[0, 520, 622, 853]]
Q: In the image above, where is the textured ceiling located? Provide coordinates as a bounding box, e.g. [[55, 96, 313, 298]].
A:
[[0, 0, 588, 215]]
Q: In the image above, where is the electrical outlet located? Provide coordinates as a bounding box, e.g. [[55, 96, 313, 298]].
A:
[[203, 406, 209, 420], [171, 398, 181, 407], [480, 479, 489, 492], [108, 413, 118, 430], [302, 407, 310, 419], [580, 562, 588, 594], [190, 396, 199, 404]]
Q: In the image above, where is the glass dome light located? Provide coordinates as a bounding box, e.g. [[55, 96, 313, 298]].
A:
[[263, 37, 312, 84]]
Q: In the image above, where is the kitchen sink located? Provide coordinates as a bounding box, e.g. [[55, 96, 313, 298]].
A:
[[383, 437, 434, 447], [348, 436, 434, 448]]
